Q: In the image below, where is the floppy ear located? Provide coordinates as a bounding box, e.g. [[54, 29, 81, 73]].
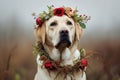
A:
[[34, 22, 46, 44], [75, 23, 83, 40]]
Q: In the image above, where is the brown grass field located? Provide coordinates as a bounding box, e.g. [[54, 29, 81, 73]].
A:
[[0, 32, 120, 80]]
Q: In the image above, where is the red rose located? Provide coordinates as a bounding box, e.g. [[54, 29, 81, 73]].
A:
[[81, 58, 88, 67], [54, 7, 65, 16], [36, 17, 42, 27], [44, 61, 54, 70]]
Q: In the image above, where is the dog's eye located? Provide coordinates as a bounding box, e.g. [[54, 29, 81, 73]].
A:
[[50, 22, 57, 26], [66, 21, 72, 25]]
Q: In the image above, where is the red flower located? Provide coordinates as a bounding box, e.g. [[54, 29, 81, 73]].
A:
[[81, 58, 88, 67], [54, 7, 65, 16], [44, 61, 54, 70], [36, 17, 42, 27]]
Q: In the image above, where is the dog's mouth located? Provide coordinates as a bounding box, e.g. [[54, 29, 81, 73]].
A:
[[55, 34, 71, 49]]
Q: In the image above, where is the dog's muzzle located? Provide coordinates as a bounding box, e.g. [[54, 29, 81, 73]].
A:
[[55, 30, 71, 48]]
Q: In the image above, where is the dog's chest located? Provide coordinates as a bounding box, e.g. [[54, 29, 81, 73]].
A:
[[34, 48, 87, 80]]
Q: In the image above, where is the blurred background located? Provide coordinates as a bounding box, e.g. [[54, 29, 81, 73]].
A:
[[0, 0, 120, 80]]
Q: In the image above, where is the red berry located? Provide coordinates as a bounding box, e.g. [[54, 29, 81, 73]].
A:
[[52, 5, 54, 7]]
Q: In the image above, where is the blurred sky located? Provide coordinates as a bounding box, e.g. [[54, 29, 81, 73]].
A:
[[0, 0, 120, 43]]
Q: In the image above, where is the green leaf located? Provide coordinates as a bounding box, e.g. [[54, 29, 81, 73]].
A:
[[47, 5, 52, 10], [79, 22, 86, 29], [45, 15, 50, 20]]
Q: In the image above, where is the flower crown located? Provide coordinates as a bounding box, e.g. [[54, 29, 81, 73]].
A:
[[33, 5, 90, 29]]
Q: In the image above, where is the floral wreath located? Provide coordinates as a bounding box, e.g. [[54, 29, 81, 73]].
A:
[[32, 5, 90, 29]]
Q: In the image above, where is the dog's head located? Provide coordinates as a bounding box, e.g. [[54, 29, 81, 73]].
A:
[[34, 15, 83, 50]]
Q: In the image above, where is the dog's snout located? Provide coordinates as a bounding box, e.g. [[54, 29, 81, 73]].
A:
[[56, 29, 71, 48], [60, 30, 68, 35]]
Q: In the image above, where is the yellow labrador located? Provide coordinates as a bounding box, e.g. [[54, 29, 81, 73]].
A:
[[34, 15, 86, 80]]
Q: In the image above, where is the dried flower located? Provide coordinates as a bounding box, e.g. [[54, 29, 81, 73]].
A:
[[32, 12, 36, 16], [65, 7, 74, 17]]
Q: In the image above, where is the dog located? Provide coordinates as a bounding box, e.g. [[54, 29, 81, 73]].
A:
[[34, 15, 86, 80]]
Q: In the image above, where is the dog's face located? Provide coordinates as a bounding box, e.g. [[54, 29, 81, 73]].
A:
[[34, 15, 82, 49], [46, 15, 75, 48]]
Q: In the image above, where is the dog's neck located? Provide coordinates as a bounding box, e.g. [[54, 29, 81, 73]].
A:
[[44, 40, 80, 66]]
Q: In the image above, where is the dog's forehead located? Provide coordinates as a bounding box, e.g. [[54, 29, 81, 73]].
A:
[[46, 15, 74, 25]]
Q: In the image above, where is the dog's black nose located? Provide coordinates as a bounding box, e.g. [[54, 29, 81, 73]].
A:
[[56, 30, 71, 48], [60, 30, 68, 35]]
